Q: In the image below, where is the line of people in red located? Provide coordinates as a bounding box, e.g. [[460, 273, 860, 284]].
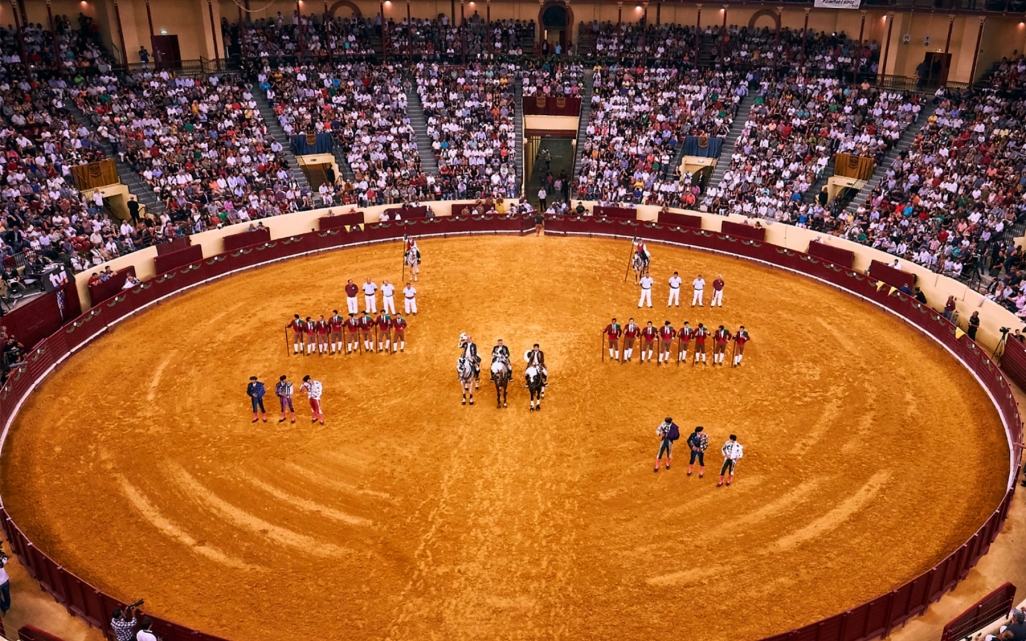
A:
[[603, 317, 751, 366], [287, 311, 409, 355]]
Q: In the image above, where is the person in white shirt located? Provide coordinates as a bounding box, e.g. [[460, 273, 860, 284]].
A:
[[403, 281, 418, 315], [122, 275, 141, 290], [692, 274, 706, 307], [380, 279, 396, 314], [637, 274, 654, 308], [362, 278, 378, 313], [135, 617, 158, 641], [718, 434, 744, 487], [667, 271, 682, 307]]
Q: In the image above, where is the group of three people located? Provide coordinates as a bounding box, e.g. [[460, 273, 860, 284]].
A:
[[655, 419, 744, 487]]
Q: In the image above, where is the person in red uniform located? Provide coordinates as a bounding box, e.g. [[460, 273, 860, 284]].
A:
[[311, 315, 327, 355], [344, 279, 359, 315], [713, 325, 731, 366], [678, 321, 693, 363], [286, 314, 304, 355], [375, 312, 392, 353], [302, 316, 315, 355], [732, 325, 751, 367], [693, 323, 709, 365], [640, 320, 658, 363], [392, 315, 407, 353], [345, 313, 361, 354], [359, 312, 375, 352], [623, 318, 640, 363], [658, 320, 676, 365], [603, 317, 622, 361], [329, 310, 344, 354]]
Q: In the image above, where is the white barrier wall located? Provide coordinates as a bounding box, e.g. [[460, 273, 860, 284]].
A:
[[76, 200, 1022, 354]]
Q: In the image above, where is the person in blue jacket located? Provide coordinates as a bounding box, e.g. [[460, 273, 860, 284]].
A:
[[247, 376, 267, 423]]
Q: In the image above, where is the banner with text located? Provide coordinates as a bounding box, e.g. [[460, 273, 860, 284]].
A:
[[814, 0, 861, 8]]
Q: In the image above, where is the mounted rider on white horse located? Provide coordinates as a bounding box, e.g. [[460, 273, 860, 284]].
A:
[[490, 339, 512, 381], [635, 238, 651, 269], [524, 343, 547, 389], [405, 236, 421, 281], [458, 332, 481, 388]]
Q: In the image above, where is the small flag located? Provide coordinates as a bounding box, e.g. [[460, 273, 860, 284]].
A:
[[875, 281, 885, 291], [955, 328, 966, 340], [888, 287, 897, 296], [344, 225, 350, 232]]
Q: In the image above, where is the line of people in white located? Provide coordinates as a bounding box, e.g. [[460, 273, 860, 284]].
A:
[[638, 272, 726, 308]]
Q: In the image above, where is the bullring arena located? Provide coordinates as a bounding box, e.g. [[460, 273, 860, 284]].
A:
[[0, 230, 1013, 641]]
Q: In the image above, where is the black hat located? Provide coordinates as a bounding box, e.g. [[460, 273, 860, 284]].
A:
[[665, 417, 673, 423]]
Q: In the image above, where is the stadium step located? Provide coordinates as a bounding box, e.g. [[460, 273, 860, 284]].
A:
[[844, 100, 940, 216], [570, 68, 596, 182], [514, 75, 525, 198], [63, 102, 166, 216], [406, 80, 441, 180], [705, 90, 758, 197], [251, 84, 313, 196]]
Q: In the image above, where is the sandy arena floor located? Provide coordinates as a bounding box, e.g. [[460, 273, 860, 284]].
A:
[[0, 235, 1009, 641]]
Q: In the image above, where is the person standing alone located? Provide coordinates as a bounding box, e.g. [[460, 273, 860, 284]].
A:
[[718, 434, 744, 487], [345, 279, 359, 315], [686, 426, 708, 477], [300, 375, 325, 425], [692, 273, 706, 307], [667, 271, 682, 307], [363, 278, 378, 313], [711, 274, 725, 307], [654, 417, 680, 472], [638, 272, 654, 308]]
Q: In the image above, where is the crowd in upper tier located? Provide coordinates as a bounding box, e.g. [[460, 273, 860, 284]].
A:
[[0, 15, 1020, 311]]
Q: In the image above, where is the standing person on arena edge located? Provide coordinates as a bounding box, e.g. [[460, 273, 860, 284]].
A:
[[526, 343, 548, 386], [693, 322, 709, 364], [276, 375, 296, 423], [329, 310, 344, 354], [692, 273, 706, 307], [686, 426, 708, 477], [345, 313, 361, 354], [287, 314, 305, 355], [303, 316, 315, 355], [392, 314, 408, 353], [623, 317, 640, 362], [711, 274, 725, 307], [360, 311, 375, 353], [381, 279, 397, 315], [658, 320, 676, 365], [376, 311, 392, 353], [403, 281, 418, 315], [678, 321, 693, 363], [315, 314, 330, 355], [732, 326, 751, 367], [638, 271, 654, 308], [718, 434, 744, 487], [345, 279, 360, 316], [604, 317, 623, 361], [654, 417, 680, 472], [713, 325, 731, 366], [640, 320, 658, 363], [247, 376, 267, 423], [300, 375, 325, 425], [363, 277, 378, 313]]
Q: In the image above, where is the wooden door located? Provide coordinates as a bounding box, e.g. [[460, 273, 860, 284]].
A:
[[152, 35, 182, 70]]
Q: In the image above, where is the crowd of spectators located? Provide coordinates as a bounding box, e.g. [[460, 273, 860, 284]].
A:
[[239, 13, 377, 61], [574, 66, 747, 206], [416, 62, 519, 199], [989, 55, 1026, 91], [260, 62, 428, 206], [702, 77, 918, 221], [390, 17, 533, 60], [521, 60, 583, 97]]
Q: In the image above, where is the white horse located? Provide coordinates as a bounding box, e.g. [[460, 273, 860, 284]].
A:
[[632, 252, 649, 284], [458, 356, 475, 405], [525, 366, 544, 411], [405, 246, 420, 282]]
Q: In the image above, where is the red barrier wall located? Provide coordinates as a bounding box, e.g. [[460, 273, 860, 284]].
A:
[[317, 212, 364, 230], [0, 214, 1018, 641], [222, 227, 271, 253], [721, 220, 767, 241], [86, 267, 136, 306], [941, 582, 1016, 641], [154, 237, 190, 256], [522, 95, 581, 116], [869, 260, 915, 291], [153, 245, 204, 275], [593, 205, 638, 220], [807, 241, 856, 269], [657, 211, 703, 229], [1002, 338, 1026, 394], [383, 206, 428, 219], [0, 283, 82, 351]]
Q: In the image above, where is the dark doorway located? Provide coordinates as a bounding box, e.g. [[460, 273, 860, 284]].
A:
[[527, 138, 574, 209], [542, 5, 568, 53], [151, 35, 182, 70], [921, 52, 951, 87]]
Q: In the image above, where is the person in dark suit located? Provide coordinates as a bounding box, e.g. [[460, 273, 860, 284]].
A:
[[127, 197, 140, 223]]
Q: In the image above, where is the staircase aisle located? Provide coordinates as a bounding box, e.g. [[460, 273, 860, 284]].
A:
[[251, 85, 312, 197], [569, 69, 596, 181], [705, 91, 758, 195], [405, 77, 440, 180], [64, 103, 166, 216], [514, 75, 525, 197], [844, 101, 939, 214]]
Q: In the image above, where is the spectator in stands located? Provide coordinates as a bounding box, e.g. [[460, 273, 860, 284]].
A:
[[136, 617, 159, 641], [0, 545, 9, 614], [967, 311, 981, 341], [111, 604, 139, 641]]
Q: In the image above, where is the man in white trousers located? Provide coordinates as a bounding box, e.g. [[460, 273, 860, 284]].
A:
[[363, 278, 378, 313], [691, 273, 705, 307], [711, 274, 725, 307], [667, 271, 682, 307], [345, 279, 359, 315], [381, 279, 396, 314], [638, 273, 654, 308], [403, 281, 418, 315]]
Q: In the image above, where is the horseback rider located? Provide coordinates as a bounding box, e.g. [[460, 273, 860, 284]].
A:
[[524, 343, 547, 386], [459, 332, 481, 382], [490, 339, 511, 382], [635, 238, 651, 268], [405, 236, 421, 263]]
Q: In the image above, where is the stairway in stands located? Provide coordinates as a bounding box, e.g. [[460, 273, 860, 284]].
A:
[[697, 32, 718, 69], [844, 101, 939, 214], [64, 103, 165, 216], [514, 75, 525, 197], [576, 26, 596, 57], [406, 79, 440, 180], [569, 69, 596, 181], [704, 90, 758, 194], [251, 85, 313, 197]]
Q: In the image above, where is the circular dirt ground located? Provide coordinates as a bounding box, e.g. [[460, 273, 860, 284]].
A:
[[0, 235, 1009, 641]]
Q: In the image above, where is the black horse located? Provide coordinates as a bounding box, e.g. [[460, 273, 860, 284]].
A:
[[526, 366, 544, 411], [490, 356, 512, 408]]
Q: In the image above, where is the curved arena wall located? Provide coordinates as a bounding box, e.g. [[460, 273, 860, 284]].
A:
[[0, 212, 1019, 641]]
